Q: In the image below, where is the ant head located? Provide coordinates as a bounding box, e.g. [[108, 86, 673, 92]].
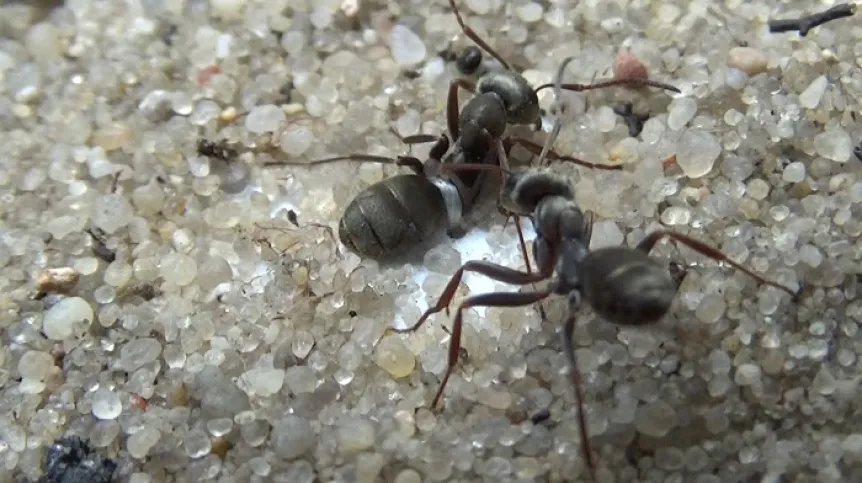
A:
[[502, 169, 573, 214]]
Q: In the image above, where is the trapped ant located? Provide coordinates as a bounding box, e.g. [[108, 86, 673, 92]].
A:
[[391, 164, 801, 479]]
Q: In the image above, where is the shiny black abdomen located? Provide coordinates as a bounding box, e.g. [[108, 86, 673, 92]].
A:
[[338, 174, 448, 259], [580, 246, 677, 326]]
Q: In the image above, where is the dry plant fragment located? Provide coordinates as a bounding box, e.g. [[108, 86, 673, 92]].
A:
[[612, 48, 648, 82], [35, 267, 80, 294], [768, 3, 856, 37]]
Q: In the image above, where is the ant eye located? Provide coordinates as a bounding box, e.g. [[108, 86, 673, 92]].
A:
[[456, 46, 482, 75]]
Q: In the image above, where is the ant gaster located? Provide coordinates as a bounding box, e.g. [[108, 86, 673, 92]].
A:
[[391, 166, 801, 479]]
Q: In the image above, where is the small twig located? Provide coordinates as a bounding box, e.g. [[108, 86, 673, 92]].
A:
[[85, 228, 116, 263], [768, 3, 856, 37], [110, 172, 122, 194]]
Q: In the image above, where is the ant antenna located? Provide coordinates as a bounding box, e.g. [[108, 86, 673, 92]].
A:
[[537, 57, 575, 167]]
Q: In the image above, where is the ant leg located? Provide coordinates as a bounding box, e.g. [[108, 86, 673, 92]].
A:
[[516, 219, 550, 323], [390, 155, 429, 174], [534, 78, 681, 94], [505, 209, 533, 275], [506, 136, 623, 171], [401, 135, 452, 178], [427, 135, 451, 162], [636, 229, 801, 299], [494, 200, 546, 321], [447, 0, 511, 70], [400, 134, 442, 145], [493, 138, 548, 320], [429, 288, 554, 409], [493, 202, 536, 287], [447, 78, 477, 141], [264, 154, 427, 175], [491, 136, 520, 235], [493, 183, 529, 258], [442, 163, 511, 177], [491, 139, 534, 275], [401, 133, 450, 159], [560, 301, 597, 481], [390, 128, 441, 154], [391, 260, 552, 334]]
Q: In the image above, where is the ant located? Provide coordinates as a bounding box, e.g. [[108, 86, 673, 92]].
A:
[[196, 138, 238, 162], [438, 0, 678, 159], [390, 163, 801, 479]]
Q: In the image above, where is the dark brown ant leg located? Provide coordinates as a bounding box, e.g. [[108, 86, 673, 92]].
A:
[[394, 156, 429, 175], [389, 132, 450, 161], [560, 307, 597, 481], [265, 153, 423, 167], [534, 78, 681, 94], [494, 199, 529, 263], [400, 133, 442, 145], [636, 229, 801, 299], [391, 129, 441, 155], [493, 138, 548, 320], [427, 135, 451, 162], [448, 0, 511, 70], [493, 182, 533, 277], [447, 78, 477, 141], [401, 136, 451, 178], [494, 201, 546, 321], [442, 163, 512, 177], [491, 139, 534, 276], [391, 260, 551, 334], [509, 212, 533, 274], [493, 202, 535, 282], [490, 136, 520, 230], [429, 289, 554, 409], [506, 136, 623, 171]]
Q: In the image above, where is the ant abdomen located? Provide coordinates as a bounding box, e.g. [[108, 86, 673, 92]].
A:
[[338, 174, 450, 259], [581, 247, 677, 326]]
